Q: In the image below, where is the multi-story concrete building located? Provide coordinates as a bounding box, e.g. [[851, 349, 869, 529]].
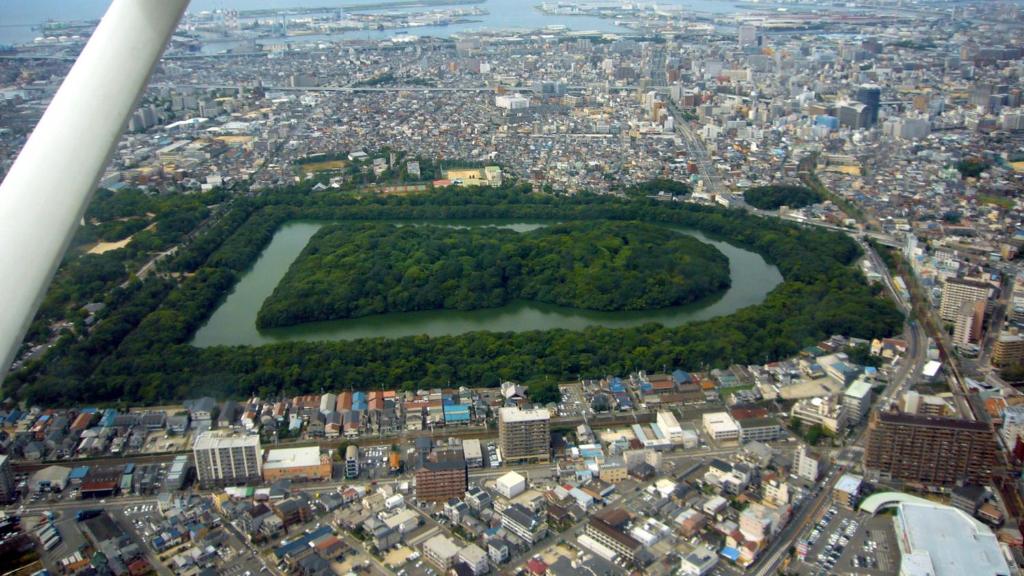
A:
[[345, 445, 360, 479], [939, 278, 991, 322], [833, 473, 863, 509], [793, 444, 822, 482], [952, 300, 985, 348], [742, 419, 782, 442], [462, 438, 483, 468], [842, 379, 873, 426], [864, 411, 997, 487], [415, 448, 468, 502], [458, 544, 489, 576], [193, 431, 262, 488], [900, 391, 950, 417], [582, 515, 643, 564], [498, 407, 550, 463], [791, 396, 847, 433], [702, 412, 740, 442], [0, 454, 13, 503], [993, 329, 1024, 367], [656, 411, 685, 444], [495, 471, 526, 499], [423, 534, 461, 570]]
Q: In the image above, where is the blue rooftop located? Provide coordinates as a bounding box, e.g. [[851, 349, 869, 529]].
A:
[[672, 369, 691, 384], [69, 466, 90, 480]]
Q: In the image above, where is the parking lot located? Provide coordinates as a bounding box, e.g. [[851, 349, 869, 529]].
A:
[[797, 502, 899, 576], [483, 440, 501, 468], [361, 445, 393, 480], [557, 383, 590, 419], [32, 511, 88, 573], [837, 514, 900, 575], [120, 502, 160, 540]]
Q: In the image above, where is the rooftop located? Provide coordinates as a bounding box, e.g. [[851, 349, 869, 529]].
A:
[[193, 431, 260, 451], [835, 473, 863, 495], [462, 438, 482, 460], [845, 378, 873, 399], [264, 446, 323, 470], [877, 411, 991, 432], [895, 501, 1010, 576], [423, 534, 460, 559], [499, 406, 550, 423]]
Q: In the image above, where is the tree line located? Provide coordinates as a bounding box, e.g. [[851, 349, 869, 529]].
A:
[[6, 185, 904, 405], [742, 185, 823, 210]]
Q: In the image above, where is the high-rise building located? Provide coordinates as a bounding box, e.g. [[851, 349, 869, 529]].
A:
[[837, 102, 869, 129], [939, 278, 991, 322], [952, 300, 986, 348], [993, 329, 1024, 367], [0, 454, 14, 503], [863, 411, 997, 487], [498, 407, 550, 463], [415, 448, 468, 502], [737, 24, 761, 48], [855, 84, 881, 126], [193, 431, 262, 488]]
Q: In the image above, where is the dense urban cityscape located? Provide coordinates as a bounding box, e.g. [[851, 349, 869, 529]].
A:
[[2, 1, 1024, 576]]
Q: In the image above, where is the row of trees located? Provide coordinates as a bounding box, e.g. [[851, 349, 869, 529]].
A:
[[256, 221, 730, 327], [6, 185, 904, 405]]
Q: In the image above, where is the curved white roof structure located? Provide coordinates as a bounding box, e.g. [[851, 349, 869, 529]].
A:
[[862, 493, 1010, 576]]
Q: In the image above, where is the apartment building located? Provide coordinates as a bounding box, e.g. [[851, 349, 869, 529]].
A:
[[993, 329, 1024, 368], [793, 444, 822, 482], [498, 407, 550, 463], [582, 515, 643, 563], [842, 379, 873, 426], [193, 431, 262, 488], [415, 448, 468, 502], [939, 277, 991, 322], [863, 411, 997, 487], [423, 534, 461, 570]]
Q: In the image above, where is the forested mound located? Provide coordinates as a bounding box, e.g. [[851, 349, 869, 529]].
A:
[[256, 221, 730, 327]]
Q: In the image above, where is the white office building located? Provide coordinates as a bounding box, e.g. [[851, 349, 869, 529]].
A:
[[702, 412, 740, 441], [657, 411, 686, 444]]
